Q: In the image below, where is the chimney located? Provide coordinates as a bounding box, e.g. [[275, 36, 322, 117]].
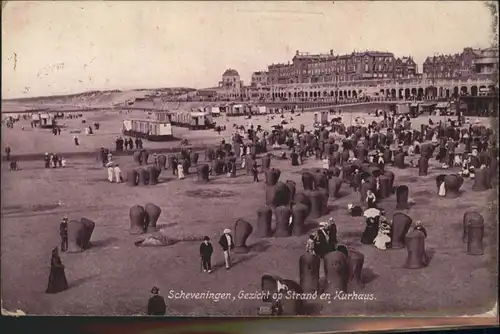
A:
[[330, 49, 333, 55]]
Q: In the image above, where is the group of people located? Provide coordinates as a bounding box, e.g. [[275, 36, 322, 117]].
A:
[[5, 145, 19, 171], [44, 152, 67, 168], [198, 228, 235, 273], [51, 127, 62, 136], [39, 103, 494, 317], [106, 160, 123, 183], [306, 218, 338, 257], [114, 137, 143, 151]]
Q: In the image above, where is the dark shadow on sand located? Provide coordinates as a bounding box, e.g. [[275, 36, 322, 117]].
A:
[[157, 222, 178, 229], [426, 248, 436, 265], [70, 274, 99, 288], [249, 240, 271, 253], [361, 267, 379, 284], [90, 237, 119, 248]]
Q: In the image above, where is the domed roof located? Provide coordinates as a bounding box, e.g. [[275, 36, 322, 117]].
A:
[[222, 68, 239, 77]]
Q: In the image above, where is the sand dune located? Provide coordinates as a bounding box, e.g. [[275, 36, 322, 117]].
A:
[[2, 88, 196, 112]]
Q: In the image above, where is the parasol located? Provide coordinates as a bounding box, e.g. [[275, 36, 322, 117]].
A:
[[364, 208, 381, 219]]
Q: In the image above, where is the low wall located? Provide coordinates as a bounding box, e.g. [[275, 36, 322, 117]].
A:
[[303, 101, 396, 113], [3, 145, 211, 162]]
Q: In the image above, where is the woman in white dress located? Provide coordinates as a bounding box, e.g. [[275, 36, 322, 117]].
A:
[[114, 164, 122, 183], [106, 162, 115, 183], [322, 157, 329, 169], [374, 219, 391, 250], [177, 164, 185, 179]]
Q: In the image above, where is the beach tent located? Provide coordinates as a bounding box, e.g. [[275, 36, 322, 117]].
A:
[[258, 106, 268, 115]]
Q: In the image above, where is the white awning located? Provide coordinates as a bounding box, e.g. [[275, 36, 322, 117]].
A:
[[436, 102, 450, 109], [190, 112, 207, 117]]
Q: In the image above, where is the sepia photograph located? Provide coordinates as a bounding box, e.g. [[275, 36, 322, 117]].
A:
[[1, 1, 498, 318]]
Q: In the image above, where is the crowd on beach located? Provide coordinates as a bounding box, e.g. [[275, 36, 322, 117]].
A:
[[4, 101, 496, 316]]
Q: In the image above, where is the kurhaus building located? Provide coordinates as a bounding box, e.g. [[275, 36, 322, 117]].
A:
[[267, 50, 419, 85], [215, 68, 246, 100]]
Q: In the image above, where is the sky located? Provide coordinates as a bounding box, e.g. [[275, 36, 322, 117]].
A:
[[1, 1, 496, 99]]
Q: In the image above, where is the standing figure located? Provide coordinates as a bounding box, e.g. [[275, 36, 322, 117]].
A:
[[291, 150, 299, 166], [171, 157, 178, 176], [52, 154, 59, 168], [73, 135, 79, 146], [106, 161, 115, 182], [218, 228, 234, 270], [147, 286, 167, 316], [366, 189, 377, 208], [45, 247, 69, 294], [252, 162, 259, 182], [44, 153, 51, 168], [199, 236, 213, 273], [377, 152, 385, 168], [59, 216, 68, 252], [99, 148, 107, 167], [114, 164, 122, 183], [153, 153, 158, 167], [306, 234, 316, 254], [177, 163, 185, 179], [61, 157, 67, 168], [5, 145, 11, 161], [314, 222, 331, 257]]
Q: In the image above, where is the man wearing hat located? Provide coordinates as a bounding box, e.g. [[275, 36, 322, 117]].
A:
[[59, 216, 68, 252], [147, 286, 166, 316], [218, 229, 234, 270], [44, 153, 51, 169], [199, 236, 213, 273], [413, 221, 427, 238], [314, 222, 331, 258]]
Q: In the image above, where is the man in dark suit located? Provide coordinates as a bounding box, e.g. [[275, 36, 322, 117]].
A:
[[147, 286, 166, 316], [199, 236, 213, 273], [219, 229, 234, 270], [314, 222, 332, 258], [59, 216, 68, 252], [326, 219, 338, 251]]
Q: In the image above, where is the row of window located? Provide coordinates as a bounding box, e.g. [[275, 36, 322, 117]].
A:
[[270, 64, 417, 77]]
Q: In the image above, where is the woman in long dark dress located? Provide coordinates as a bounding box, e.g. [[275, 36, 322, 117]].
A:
[[46, 247, 69, 294], [361, 216, 380, 245]]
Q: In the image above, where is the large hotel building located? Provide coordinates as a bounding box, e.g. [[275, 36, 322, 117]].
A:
[[263, 50, 418, 86], [201, 47, 496, 102], [251, 47, 497, 87]]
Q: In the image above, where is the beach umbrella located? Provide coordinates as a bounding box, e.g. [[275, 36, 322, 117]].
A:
[[363, 208, 381, 219]]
